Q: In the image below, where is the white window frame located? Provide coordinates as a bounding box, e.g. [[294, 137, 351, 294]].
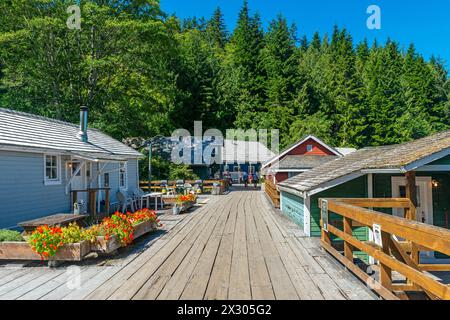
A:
[[306, 144, 313, 152], [44, 154, 62, 186], [119, 162, 128, 190]]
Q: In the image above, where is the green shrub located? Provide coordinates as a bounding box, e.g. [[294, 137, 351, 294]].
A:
[[0, 229, 24, 242]]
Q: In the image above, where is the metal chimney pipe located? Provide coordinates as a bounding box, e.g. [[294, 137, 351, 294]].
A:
[[78, 106, 88, 142]]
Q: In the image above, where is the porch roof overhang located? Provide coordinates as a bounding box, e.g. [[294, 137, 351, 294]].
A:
[[69, 151, 128, 162]]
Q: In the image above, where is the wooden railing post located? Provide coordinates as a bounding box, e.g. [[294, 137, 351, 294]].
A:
[[343, 217, 353, 261], [322, 227, 331, 245], [379, 231, 392, 289]]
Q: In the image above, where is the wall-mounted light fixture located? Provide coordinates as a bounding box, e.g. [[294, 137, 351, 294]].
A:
[[432, 179, 439, 188]]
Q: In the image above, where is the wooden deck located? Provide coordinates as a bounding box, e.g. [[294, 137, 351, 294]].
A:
[[0, 190, 376, 300]]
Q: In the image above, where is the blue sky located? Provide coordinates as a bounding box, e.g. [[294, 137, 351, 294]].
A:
[[160, 0, 450, 69]]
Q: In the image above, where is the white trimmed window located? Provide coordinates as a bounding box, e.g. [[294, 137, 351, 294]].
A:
[[306, 144, 313, 152], [119, 162, 128, 189], [44, 154, 61, 185]]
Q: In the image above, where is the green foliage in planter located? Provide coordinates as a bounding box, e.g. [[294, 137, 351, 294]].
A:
[[61, 223, 94, 244], [0, 229, 24, 242]]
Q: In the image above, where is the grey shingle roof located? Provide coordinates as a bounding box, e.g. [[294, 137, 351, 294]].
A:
[[0, 108, 142, 158], [277, 155, 338, 169], [279, 130, 450, 194], [223, 139, 275, 163]]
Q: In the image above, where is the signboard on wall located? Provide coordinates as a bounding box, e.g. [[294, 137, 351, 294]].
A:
[[321, 200, 329, 232], [373, 224, 382, 247]]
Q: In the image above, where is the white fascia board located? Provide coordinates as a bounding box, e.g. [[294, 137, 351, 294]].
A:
[[0, 143, 140, 160], [304, 195, 311, 236], [277, 185, 306, 198], [403, 147, 450, 172], [415, 165, 450, 172], [272, 169, 308, 173], [0, 144, 68, 155], [360, 169, 403, 174]]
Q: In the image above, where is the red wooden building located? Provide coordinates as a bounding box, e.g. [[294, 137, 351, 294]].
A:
[[262, 135, 355, 184]]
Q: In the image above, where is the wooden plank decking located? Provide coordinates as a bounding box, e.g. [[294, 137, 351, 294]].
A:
[[0, 190, 376, 300]]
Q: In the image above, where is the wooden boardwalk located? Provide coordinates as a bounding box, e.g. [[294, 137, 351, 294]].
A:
[[0, 190, 376, 300]]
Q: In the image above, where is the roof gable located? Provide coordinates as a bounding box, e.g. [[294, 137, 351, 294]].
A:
[[262, 135, 344, 169]]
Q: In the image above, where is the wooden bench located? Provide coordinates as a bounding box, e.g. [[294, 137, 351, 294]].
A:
[[18, 213, 88, 234]]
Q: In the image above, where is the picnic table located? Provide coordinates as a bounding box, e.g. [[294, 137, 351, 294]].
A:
[[18, 213, 88, 234]]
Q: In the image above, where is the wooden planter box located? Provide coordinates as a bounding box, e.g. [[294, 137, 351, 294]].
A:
[[91, 234, 121, 254], [133, 221, 158, 239], [0, 241, 90, 261], [91, 221, 158, 253], [180, 200, 196, 212], [162, 196, 177, 206]]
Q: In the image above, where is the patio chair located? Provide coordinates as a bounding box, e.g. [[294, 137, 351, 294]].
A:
[[116, 191, 136, 213], [133, 189, 146, 209], [184, 182, 193, 195], [193, 180, 203, 194]]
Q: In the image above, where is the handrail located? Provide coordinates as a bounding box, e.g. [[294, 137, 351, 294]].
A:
[[139, 179, 228, 192], [325, 198, 413, 208], [319, 198, 450, 300]]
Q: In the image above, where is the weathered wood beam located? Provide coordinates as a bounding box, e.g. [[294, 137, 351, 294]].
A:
[[326, 198, 412, 208]]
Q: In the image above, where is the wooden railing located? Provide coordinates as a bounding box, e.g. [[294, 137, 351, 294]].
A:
[[265, 179, 280, 208], [139, 179, 229, 194], [319, 198, 450, 300]]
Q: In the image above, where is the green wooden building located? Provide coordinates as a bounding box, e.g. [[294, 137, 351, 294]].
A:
[[278, 130, 450, 261]]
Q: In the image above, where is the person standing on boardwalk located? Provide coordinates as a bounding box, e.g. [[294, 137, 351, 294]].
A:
[[253, 172, 259, 189], [243, 171, 248, 188]]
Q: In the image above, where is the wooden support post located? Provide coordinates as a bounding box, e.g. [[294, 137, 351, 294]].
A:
[[405, 171, 419, 282], [380, 231, 392, 289], [405, 171, 417, 220], [343, 217, 353, 261], [88, 190, 97, 219], [105, 189, 110, 215]]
